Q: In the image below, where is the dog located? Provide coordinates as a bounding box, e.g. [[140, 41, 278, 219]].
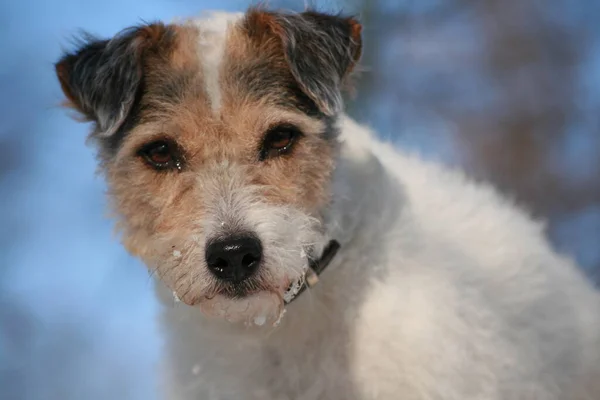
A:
[[54, 7, 600, 400]]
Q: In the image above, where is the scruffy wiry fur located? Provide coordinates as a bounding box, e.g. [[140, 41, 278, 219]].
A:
[[54, 7, 600, 400]]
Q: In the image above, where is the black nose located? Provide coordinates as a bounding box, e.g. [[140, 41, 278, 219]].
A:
[[205, 235, 263, 283]]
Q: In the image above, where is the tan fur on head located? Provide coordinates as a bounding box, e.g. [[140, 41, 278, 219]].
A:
[[54, 8, 362, 325]]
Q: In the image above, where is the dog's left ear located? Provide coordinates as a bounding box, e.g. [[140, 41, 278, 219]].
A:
[[245, 9, 363, 116], [55, 24, 173, 138]]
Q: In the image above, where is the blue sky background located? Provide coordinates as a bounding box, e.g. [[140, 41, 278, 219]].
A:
[[1, 1, 598, 399]]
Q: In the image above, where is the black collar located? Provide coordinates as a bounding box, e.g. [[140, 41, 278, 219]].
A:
[[283, 240, 341, 305]]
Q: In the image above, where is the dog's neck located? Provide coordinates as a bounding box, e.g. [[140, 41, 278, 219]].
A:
[[280, 116, 383, 305], [275, 115, 402, 332], [317, 115, 399, 258]]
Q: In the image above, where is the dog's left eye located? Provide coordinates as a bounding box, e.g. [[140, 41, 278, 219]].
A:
[[259, 124, 302, 161], [138, 140, 182, 171]]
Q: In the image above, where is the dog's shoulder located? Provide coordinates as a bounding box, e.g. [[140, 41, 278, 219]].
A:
[[337, 114, 600, 341], [336, 116, 600, 399]]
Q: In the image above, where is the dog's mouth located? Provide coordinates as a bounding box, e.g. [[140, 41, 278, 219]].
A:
[[189, 272, 307, 327], [210, 275, 307, 304], [198, 290, 286, 327], [213, 278, 270, 299]]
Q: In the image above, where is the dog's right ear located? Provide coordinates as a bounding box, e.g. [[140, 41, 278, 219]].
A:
[[55, 23, 173, 137], [244, 9, 363, 117]]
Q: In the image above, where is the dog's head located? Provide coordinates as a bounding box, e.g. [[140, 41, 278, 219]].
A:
[[55, 8, 362, 326]]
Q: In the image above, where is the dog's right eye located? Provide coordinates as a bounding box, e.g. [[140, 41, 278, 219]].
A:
[[138, 140, 183, 171], [259, 124, 303, 161]]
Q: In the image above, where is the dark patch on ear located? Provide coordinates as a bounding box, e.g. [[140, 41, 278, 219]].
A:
[[55, 23, 176, 142], [244, 9, 362, 116]]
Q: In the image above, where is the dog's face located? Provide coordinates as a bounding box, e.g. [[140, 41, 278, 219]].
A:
[[55, 9, 361, 326]]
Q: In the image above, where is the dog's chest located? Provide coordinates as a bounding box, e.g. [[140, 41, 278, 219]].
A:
[[163, 299, 363, 399], [258, 327, 360, 399]]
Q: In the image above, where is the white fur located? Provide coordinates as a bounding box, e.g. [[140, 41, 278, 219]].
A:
[[155, 115, 600, 399], [193, 12, 243, 113]]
